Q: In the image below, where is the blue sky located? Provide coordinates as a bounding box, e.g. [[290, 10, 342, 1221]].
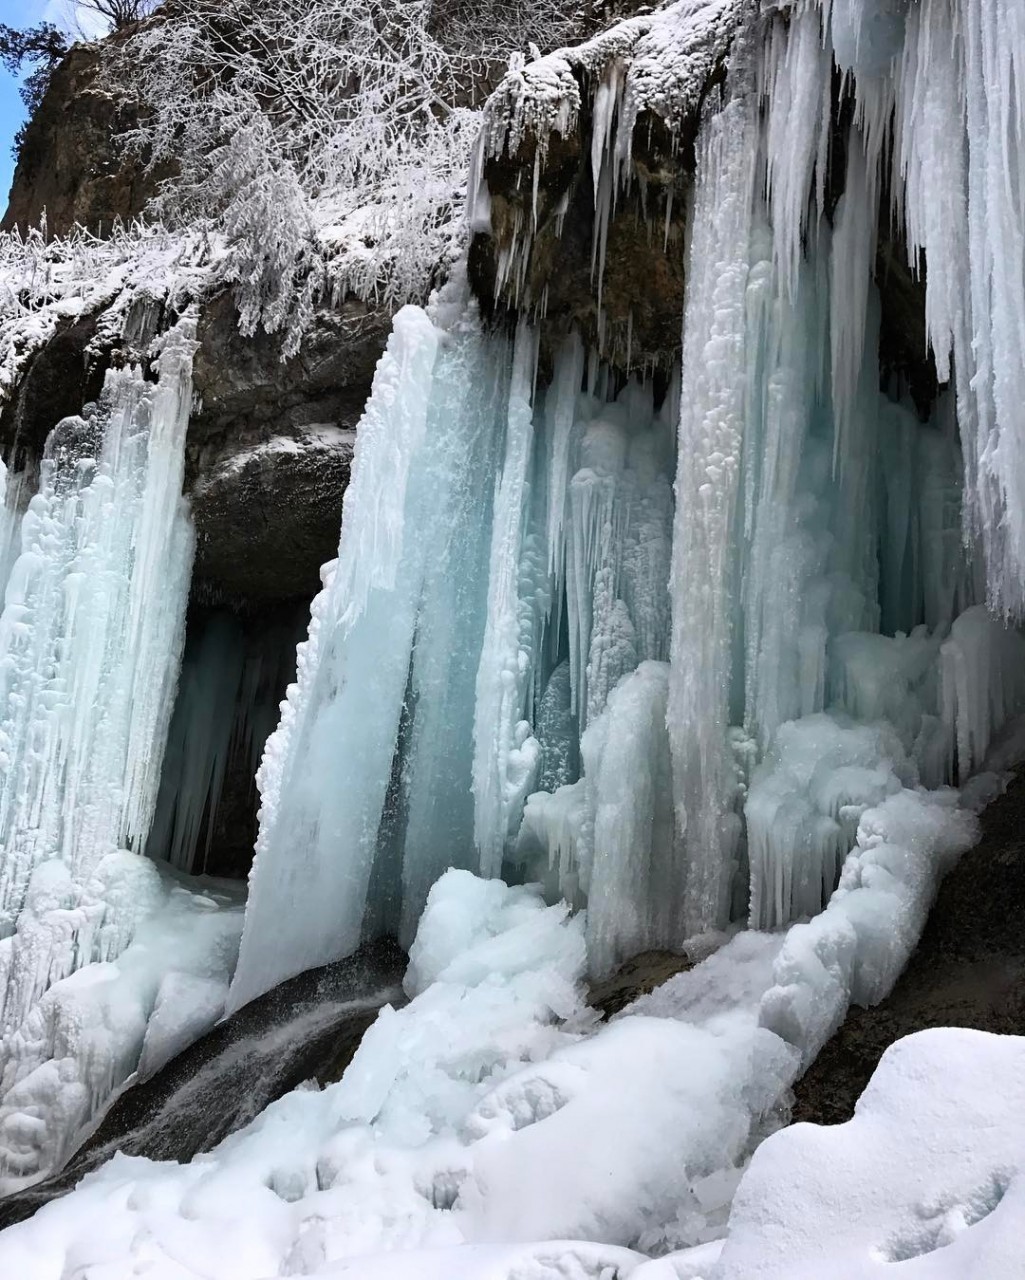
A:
[[0, 1, 102, 212]]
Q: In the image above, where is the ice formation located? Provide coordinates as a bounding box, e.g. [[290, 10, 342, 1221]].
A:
[[0, 312, 228, 1188], [2, 0, 1025, 1253], [229, 0, 1025, 998]]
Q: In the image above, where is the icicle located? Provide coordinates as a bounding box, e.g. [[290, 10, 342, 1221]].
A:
[[829, 140, 877, 475], [581, 661, 675, 978], [743, 240, 832, 752], [763, 2, 833, 301], [939, 607, 1025, 784], [472, 319, 542, 878]]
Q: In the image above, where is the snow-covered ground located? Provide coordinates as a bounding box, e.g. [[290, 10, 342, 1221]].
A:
[[0, 764, 1006, 1279]]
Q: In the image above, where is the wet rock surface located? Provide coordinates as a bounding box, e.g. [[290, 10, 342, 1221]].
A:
[[588, 949, 693, 1019], [0, 939, 407, 1230], [793, 773, 1025, 1127], [187, 293, 390, 605]]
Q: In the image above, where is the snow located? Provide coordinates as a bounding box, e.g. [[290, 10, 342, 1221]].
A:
[[0, 772, 1006, 1276], [718, 1028, 1025, 1280], [0, 870, 791, 1276]]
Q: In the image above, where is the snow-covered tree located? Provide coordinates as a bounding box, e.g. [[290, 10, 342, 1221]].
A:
[[103, 0, 581, 354], [0, 23, 69, 154], [77, 0, 160, 30]]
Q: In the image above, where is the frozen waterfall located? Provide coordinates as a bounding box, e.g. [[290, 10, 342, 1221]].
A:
[[0, 313, 244, 1191], [230, 0, 1025, 1002]]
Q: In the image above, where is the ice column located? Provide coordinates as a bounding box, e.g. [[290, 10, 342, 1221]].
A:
[[229, 303, 511, 1011], [669, 75, 761, 937]]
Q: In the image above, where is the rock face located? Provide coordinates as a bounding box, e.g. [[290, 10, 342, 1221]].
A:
[[2, 34, 168, 238], [188, 292, 392, 605]]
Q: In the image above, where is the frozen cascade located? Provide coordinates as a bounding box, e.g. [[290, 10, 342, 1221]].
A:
[[230, 0, 1025, 1007], [0, 313, 197, 956], [230, 300, 520, 1010], [230, 291, 681, 998], [0, 312, 214, 1189]]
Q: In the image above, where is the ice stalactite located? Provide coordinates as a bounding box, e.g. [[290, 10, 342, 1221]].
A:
[[0, 464, 27, 603], [472, 320, 544, 878]]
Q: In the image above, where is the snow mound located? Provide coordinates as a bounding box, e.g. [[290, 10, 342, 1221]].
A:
[[0, 870, 790, 1275], [719, 1028, 1025, 1280]]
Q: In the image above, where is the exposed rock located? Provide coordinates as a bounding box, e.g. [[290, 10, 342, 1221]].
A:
[[792, 773, 1025, 1127], [469, 0, 739, 373], [588, 949, 693, 1018], [0, 939, 407, 1229], [2, 35, 169, 238], [0, 310, 108, 471], [187, 292, 390, 605]]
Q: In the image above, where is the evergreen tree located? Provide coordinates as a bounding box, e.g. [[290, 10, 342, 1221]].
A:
[[0, 23, 70, 154]]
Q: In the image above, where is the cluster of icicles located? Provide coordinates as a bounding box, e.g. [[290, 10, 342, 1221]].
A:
[[233, 0, 1025, 999]]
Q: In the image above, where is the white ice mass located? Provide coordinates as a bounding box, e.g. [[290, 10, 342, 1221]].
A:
[[0, 0, 1023, 1272]]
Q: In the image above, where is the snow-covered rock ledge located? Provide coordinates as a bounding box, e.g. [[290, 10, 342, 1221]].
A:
[[475, 0, 742, 168], [468, 0, 745, 369]]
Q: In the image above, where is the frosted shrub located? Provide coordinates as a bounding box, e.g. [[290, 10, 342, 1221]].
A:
[[101, 0, 580, 355]]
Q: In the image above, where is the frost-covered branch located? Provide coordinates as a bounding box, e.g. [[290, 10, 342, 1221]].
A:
[[98, 0, 582, 354]]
